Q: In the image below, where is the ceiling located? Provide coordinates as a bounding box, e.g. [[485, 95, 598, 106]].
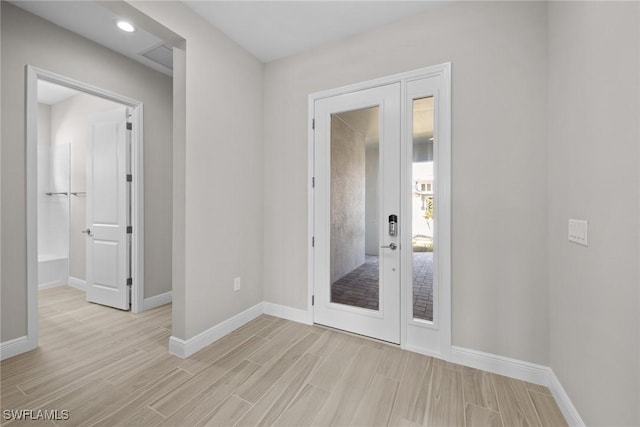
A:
[[182, 1, 451, 63], [9, 1, 174, 75], [10, 1, 451, 73]]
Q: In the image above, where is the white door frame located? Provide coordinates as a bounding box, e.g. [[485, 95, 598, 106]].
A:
[[25, 66, 145, 352], [307, 63, 451, 358]]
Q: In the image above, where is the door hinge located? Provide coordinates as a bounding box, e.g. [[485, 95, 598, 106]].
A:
[[127, 226, 133, 234], [126, 122, 132, 131], [312, 177, 315, 188], [312, 118, 315, 130], [312, 295, 315, 306], [126, 174, 133, 182], [126, 277, 133, 286], [312, 236, 315, 247]]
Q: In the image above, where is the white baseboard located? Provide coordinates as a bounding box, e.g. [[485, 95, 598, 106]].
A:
[[142, 291, 172, 311], [0, 336, 30, 361], [168, 336, 186, 358], [38, 280, 66, 290], [451, 346, 550, 386], [67, 276, 86, 291], [548, 369, 586, 426], [263, 301, 312, 325], [451, 346, 584, 426], [169, 302, 264, 359]]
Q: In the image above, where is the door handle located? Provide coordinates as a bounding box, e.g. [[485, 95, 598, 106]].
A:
[[82, 228, 92, 236], [381, 243, 397, 250]]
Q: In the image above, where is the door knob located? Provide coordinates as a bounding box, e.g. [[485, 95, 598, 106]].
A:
[[381, 243, 397, 250], [82, 228, 92, 236]]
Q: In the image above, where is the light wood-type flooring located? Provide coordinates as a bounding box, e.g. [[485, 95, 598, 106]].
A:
[[0, 286, 567, 426]]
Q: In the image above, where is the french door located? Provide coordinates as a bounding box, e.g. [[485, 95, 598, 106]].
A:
[[311, 64, 451, 355]]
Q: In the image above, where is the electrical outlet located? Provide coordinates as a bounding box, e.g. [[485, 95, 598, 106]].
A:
[[568, 219, 588, 246], [233, 277, 241, 292]]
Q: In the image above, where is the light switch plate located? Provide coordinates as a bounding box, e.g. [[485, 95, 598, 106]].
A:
[[568, 219, 588, 246]]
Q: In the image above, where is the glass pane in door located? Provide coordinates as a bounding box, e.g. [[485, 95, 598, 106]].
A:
[[330, 106, 380, 310], [412, 97, 435, 321]]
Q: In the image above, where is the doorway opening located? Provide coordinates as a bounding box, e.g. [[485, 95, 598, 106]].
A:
[[36, 79, 130, 299], [309, 64, 451, 357], [26, 67, 145, 351]]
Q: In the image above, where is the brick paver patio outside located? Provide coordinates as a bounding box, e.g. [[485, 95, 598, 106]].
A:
[[331, 252, 433, 321]]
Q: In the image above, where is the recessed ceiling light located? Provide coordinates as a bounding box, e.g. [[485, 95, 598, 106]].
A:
[[116, 20, 135, 33]]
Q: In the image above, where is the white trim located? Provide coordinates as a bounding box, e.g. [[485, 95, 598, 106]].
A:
[[68, 276, 87, 291], [438, 63, 452, 358], [451, 346, 549, 385], [38, 280, 66, 290], [307, 96, 316, 323], [548, 369, 586, 427], [26, 67, 39, 357], [130, 104, 145, 314], [142, 291, 172, 311], [263, 302, 312, 325], [310, 66, 453, 102], [25, 66, 146, 359], [168, 336, 188, 359], [0, 336, 31, 361], [168, 302, 264, 359], [451, 346, 585, 427]]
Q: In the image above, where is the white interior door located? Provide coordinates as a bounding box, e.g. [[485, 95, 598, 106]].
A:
[[85, 107, 130, 310], [313, 83, 401, 343]]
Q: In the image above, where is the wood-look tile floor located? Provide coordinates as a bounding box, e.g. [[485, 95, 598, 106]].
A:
[[0, 286, 568, 426]]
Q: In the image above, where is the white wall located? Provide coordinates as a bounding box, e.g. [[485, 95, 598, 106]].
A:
[[547, 2, 640, 425], [37, 142, 69, 259], [1, 2, 172, 342], [263, 1, 549, 365], [129, 1, 264, 340], [49, 93, 124, 280], [36, 103, 65, 258]]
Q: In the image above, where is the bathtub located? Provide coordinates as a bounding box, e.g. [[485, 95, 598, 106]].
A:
[[38, 254, 68, 288]]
